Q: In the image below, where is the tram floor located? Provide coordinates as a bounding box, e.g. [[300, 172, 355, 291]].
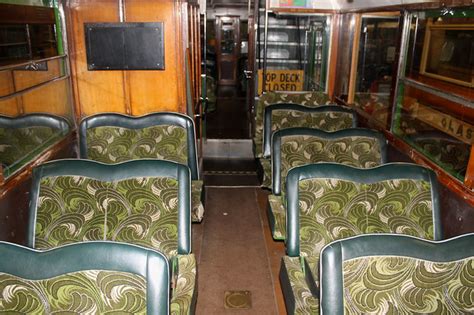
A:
[[193, 186, 286, 314]]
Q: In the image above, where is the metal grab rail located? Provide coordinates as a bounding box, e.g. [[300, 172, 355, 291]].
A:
[[0, 55, 67, 72]]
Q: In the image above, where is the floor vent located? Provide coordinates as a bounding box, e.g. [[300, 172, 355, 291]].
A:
[[224, 290, 252, 309]]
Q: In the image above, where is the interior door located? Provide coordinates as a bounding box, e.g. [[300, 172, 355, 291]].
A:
[[216, 16, 240, 85]]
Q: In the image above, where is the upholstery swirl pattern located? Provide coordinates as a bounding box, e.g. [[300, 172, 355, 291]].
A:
[[343, 256, 474, 314], [253, 92, 330, 157], [278, 135, 382, 193], [299, 178, 434, 285], [86, 125, 188, 164], [0, 270, 146, 314], [36, 176, 179, 258], [171, 254, 197, 315], [271, 110, 354, 133], [85, 125, 204, 223], [281, 256, 319, 315]]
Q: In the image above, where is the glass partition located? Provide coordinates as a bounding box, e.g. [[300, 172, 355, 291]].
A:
[[257, 2, 332, 93], [393, 8, 474, 182], [354, 13, 401, 129], [0, 57, 73, 179], [0, 3, 74, 181]]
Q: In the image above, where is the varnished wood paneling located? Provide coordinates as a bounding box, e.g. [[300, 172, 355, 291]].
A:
[[67, 0, 126, 118], [22, 79, 72, 116], [13, 59, 62, 91], [125, 0, 185, 115], [67, 0, 187, 118], [0, 71, 19, 116]]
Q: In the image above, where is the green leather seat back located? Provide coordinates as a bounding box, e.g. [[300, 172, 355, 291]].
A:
[[28, 159, 191, 257], [320, 234, 474, 314], [286, 163, 442, 287], [272, 128, 387, 195], [262, 104, 357, 157], [253, 91, 330, 157], [79, 112, 199, 180], [0, 241, 169, 314]]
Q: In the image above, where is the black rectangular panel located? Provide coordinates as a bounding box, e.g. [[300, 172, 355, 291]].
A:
[[125, 23, 164, 70], [85, 22, 164, 71]]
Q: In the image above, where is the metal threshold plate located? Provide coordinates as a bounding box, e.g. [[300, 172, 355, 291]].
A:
[[224, 290, 252, 309]]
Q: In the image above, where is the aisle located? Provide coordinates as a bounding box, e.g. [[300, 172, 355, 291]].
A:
[[194, 187, 284, 314]]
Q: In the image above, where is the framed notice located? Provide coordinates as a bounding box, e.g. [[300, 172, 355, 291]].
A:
[[258, 69, 304, 94]]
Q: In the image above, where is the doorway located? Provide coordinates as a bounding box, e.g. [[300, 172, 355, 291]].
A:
[[216, 16, 240, 86]]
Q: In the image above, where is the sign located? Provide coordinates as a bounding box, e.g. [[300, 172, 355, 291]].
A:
[[258, 70, 304, 95], [413, 103, 474, 145]]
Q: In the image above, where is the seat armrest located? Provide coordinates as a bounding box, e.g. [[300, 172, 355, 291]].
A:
[[191, 180, 205, 223], [171, 254, 197, 315], [280, 256, 319, 315], [268, 195, 286, 240]]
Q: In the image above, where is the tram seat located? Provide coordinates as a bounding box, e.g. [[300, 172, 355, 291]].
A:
[[267, 128, 387, 240], [279, 163, 442, 315], [79, 112, 205, 223], [27, 159, 197, 314], [259, 104, 357, 188], [0, 241, 170, 314], [253, 91, 331, 159], [0, 114, 70, 174], [319, 234, 474, 314]]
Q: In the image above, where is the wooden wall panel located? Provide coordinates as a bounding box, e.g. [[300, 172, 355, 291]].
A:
[[67, 0, 186, 118], [0, 71, 19, 116], [67, 0, 126, 118], [125, 0, 184, 115], [13, 59, 62, 91], [22, 79, 72, 116]]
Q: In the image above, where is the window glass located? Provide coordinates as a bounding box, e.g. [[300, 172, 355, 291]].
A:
[[354, 14, 400, 129], [394, 10, 474, 181]]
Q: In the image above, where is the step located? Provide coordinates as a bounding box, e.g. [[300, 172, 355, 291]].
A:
[[203, 139, 254, 159]]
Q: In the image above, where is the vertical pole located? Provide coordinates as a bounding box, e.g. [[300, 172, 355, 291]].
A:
[[390, 11, 411, 133]]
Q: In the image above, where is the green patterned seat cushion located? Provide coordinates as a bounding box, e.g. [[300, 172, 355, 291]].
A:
[[259, 158, 272, 188], [280, 256, 319, 315], [86, 125, 188, 164], [171, 254, 197, 315], [191, 180, 204, 222], [254, 92, 330, 157], [277, 135, 382, 193], [299, 178, 434, 286], [36, 175, 179, 258], [0, 270, 147, 314], [342, 256, 474, 314], [0, 127, 59, 166]]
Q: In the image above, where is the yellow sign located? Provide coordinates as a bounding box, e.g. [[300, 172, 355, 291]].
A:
[[258, 70, 304, 95], [414, 103, 474, 145]]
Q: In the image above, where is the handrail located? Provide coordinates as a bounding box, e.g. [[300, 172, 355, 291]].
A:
[[0, 75, 69, 102], [0, 55, 67, 72]]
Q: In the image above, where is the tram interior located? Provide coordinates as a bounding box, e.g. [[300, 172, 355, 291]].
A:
[[0, 0, 473, 314]]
